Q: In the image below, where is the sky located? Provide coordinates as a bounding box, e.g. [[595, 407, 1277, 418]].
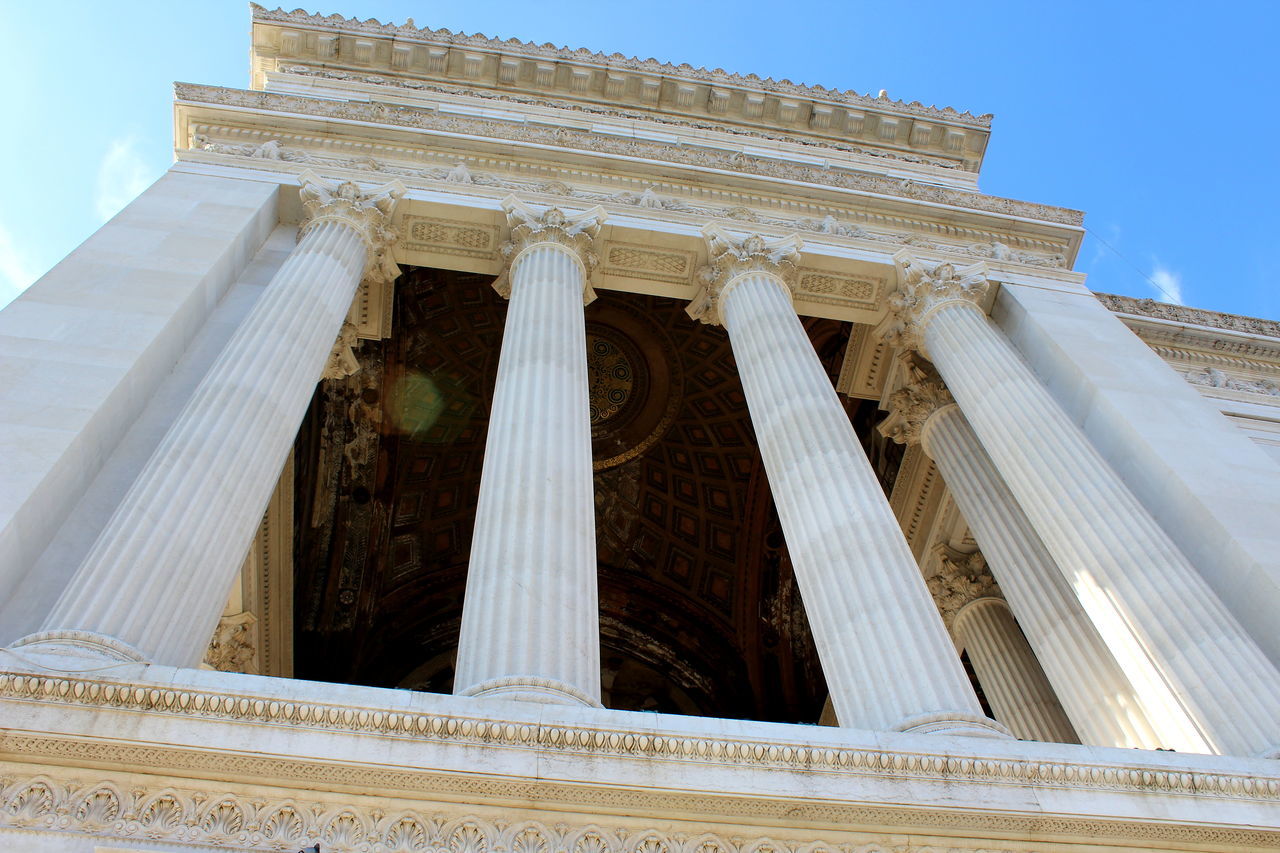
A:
[[1, 0, 1277, 318]]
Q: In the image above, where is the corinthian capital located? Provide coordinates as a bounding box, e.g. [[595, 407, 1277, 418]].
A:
[[878, 250, 990, 354], [879, 356, 957, 446], [928, 545, 1002, 628], [687, 224, 803, 325], [298, 170, 405, 283], [495, 196, 606, 301]]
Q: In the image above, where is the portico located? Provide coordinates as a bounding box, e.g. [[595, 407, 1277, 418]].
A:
[[0, 6, 1278, 852]]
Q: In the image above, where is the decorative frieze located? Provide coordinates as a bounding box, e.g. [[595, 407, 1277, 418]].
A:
[[601, 242, 695, 285], [796, 271, 880, 309], [175, 84, 1082, 226], [185, 126, 1073, 269], [0, 774, 1043, 853], [251, 4, 992, 181], [400, 214, 501, 260], [1183, 366, 1280, 397], [1097, 292, 1280, 339]]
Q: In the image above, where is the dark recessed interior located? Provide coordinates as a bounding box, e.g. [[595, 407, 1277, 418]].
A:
[[292, 266, 905, 723]]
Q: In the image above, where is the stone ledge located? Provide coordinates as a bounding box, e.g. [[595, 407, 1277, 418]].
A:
[[0, 658, 1275, 849]]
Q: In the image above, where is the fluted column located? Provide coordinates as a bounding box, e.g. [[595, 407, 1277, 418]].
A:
[[13, 172, 403, 667], [883, 251, 1280, 758], [929, 546, 1079, 744], [453, 197, 605, 707], [882, 366, 1176, 749], [688, 225, 1008, 738]]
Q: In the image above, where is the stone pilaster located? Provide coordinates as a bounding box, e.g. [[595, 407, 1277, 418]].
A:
[[453, 196, 605, 707], [929, 546, 1079, 744], [884, 251, 1280, 758], [690, 224, 1008, 738], [14, 172, 403, 667], [882, 359, 1171, 748]]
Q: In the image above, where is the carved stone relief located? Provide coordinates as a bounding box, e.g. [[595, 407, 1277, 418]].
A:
[[400, 215, 501, 260], [177, 84, 1081, 227], [186, 122, 1072, 272], [0, 772, 1058, 853]]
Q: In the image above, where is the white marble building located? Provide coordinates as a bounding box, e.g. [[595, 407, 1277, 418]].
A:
[[0, 6, 1278, 852]]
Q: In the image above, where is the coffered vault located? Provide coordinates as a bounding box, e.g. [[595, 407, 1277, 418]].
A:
[[0, 6, 1278, 853]]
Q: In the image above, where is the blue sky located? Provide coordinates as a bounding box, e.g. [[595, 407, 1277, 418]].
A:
[[2, 1, 1277, 318]]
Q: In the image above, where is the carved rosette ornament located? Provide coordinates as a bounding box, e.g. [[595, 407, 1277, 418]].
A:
[[927, 545, 1002, 629], [687, 224, 803, 325], [298, 169, 405, 283], [494, 195, 606, 302], [878, 250, 990, 355]]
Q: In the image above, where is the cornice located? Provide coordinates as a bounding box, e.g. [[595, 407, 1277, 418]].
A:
[[1097, 293, 1280, 341], [1, 668, 1274, 809], [249, 6, 992, 129], [273, 65, 972, 175], [174, 84, 1080, 227]]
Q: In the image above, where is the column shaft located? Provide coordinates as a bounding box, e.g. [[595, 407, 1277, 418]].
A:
[[925, 300, 1280, 756], [453, 242, 600, 706], [722, 271, 1003, 735], [30, 218, 371, 666], [924, 406, 1169, 749], [953, 597, 1078, 743]]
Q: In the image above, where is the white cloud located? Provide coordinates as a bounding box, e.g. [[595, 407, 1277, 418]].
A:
[[94, 137, 155, 222], [1149, 260, 1185, 305], [0, 222, 36, 310]]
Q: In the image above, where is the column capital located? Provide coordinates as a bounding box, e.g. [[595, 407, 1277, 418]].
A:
[[928, 545, 1002, 629], [298, 170, 405, 283], [687, 224, 803, 325], [879, 356, 957, 446], [878, 250, 990, 354], [495, 196, 606, 301]]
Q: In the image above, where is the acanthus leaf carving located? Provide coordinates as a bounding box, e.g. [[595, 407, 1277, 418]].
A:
[[494, 196, 606, 302], [878, 251, 990, 355], [879, 356, 955, 446], [298, 170, 405, 284], [688, 225, 803, 326], [928, 546, 1002, 629]]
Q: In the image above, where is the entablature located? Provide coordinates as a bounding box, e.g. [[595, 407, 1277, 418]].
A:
[[250, 5, 993, 175], [172, 85, 1083, 331], [1099, 293, 1280, 408], [0, 660, 1276, 851]]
